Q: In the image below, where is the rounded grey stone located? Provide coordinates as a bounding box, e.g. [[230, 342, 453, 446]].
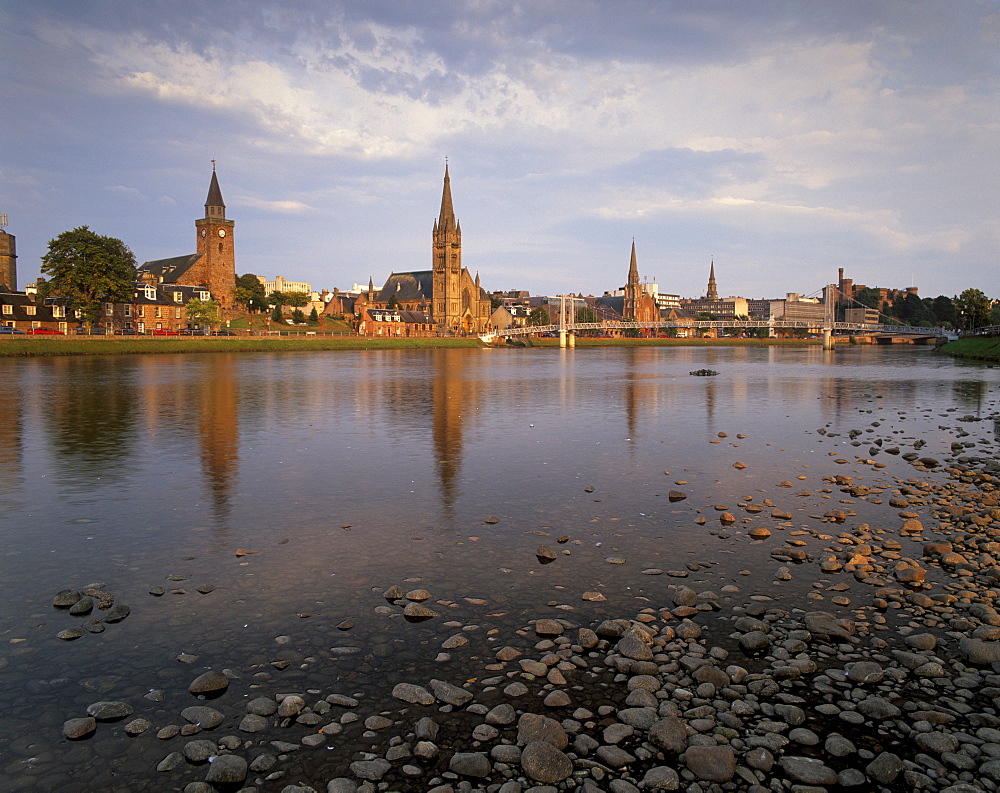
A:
[[449, 751, 491, 778], [188, 670, 229, 695], [205, 754, 247, 785], [521, 740, 573, 783], [181, 706, 224, 729], [86, 701, 133, 721]]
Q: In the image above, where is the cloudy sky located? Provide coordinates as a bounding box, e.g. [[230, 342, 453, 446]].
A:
[[2, 1, 997, 300]]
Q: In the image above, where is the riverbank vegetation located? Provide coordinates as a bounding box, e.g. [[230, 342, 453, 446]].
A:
[[938, 336, 1000, 363]]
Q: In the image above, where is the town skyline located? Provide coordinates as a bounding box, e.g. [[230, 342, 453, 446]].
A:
[[2, 2, 997, 300]]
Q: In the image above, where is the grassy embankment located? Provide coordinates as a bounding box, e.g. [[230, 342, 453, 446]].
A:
[[0, 335, 821, 358], [938, 337, 1000, 363]]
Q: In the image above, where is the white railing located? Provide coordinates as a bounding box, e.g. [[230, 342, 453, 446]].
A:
[[487, 319, 948, 338]]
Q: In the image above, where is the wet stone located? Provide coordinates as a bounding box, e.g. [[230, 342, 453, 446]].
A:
[[181, 706, 224, 729], [205, 754, 247, 785], [62, 717, 96, 739], [521, 740, 573, 783], [188, 670, 229, 695], [86, 701, 133, 721]]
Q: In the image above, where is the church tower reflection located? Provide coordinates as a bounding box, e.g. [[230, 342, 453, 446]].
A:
[[197, 355, 240, 527]]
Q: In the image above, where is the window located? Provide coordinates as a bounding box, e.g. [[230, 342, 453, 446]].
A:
[[156, 323, 162, 329], [124, 305, 132, 317], [137, 322, 144, 333], [174, 307, 181, 319], [106, 303, 113, 316], [52, 306, 65, 318], [137, 305, 144, 317], [155, 306, 161, 318], [144, 287, 156, 300], [124, 322, 132, 329], [173, 292, 183, 303], [58, 322, 67, 333], [26, 306, 36, 316], [198, 291, 210, 301], [31, 321, 40, 329], [2, 305, 11, 315]]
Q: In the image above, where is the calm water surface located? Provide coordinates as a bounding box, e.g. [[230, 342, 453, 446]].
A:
[[0, 345, 997, 790]]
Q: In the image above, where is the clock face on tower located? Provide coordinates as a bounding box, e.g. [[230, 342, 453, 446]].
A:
[[218, 228, 227, 238], [201, 229, 207, 238]]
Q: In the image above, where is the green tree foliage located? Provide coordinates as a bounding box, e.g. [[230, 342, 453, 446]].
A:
[[185, 297, 220, 329], [386, 294, 400, 309], [528, 306, 551, 326], [955, 288, 992, 330], [991, 302, 1000, 327], [490, 295, 503, 310], [39, 226, 137, 328], [235, 274, 267, 312], [271, 303, 284, 322], [575, 306, 599, 324], [282, 291, 310, 308], [931, 295, 957, 327], [309, 306, 319, 323], [268, 290, 287, 306], [854, 288, 883, 311], [891, 292, 936, 327], [290, 308, 306, 324]]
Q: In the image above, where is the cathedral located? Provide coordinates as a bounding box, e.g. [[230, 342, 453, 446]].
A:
[[361, 165, 492, 335]]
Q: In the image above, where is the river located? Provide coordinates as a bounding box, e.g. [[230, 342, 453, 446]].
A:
[[0, 345, 997, 791]]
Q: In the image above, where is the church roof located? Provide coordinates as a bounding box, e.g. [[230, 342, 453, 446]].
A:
[[594, 295, 625, 318], [138, 253, 203, 283], [377, 271, 434, 303]]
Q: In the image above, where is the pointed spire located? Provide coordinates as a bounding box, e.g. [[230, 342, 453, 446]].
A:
[[205, 164, 226, 220], [706, 258, 718, 301], [438, 161, 456, 232], [628, 238, 639, 286]]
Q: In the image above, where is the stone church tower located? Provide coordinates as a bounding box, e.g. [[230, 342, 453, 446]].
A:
[[193, 166, 236, 314], [0, 223, 16, 292], [431, 164, 464, 334]]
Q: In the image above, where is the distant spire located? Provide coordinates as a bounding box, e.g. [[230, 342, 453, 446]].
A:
[[706, 258, 718, 301], [438, 162, 456, 232], [205, 165, 226, 220], [628, 239, 639, 286]]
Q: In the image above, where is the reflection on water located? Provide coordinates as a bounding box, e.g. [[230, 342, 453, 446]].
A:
[[0, 345, 998, 790]]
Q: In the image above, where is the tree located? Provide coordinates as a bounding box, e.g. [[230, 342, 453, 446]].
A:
[[267, 290, 287, 306], [991, 302, 1000, 327], [235, 274, 267, 312], [954, 288, 991, 330], [309, 306, 319, 323], [386, 294, 400, 309], [290, 308, 306, 324], [854, 288, 882, 310], [931, 295, 957, 327], [185, 298, 220, 329], [38, 226, 137, 329], [282, 291, 310, 308], [528, 306, 551, 326], [271, 303, 284, 322], [575, 306, 598, 324], [892, 292, 936, 327]]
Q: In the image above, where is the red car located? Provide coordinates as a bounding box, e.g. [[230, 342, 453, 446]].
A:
[[152, 329, 180, 336], [27, 327, 65, 335]]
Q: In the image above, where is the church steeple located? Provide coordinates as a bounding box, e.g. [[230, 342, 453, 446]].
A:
[[627, 238, 639, 287], [706, 259, 718, 301], [438, 162, 456, 233], [205, 163, 226, 221]]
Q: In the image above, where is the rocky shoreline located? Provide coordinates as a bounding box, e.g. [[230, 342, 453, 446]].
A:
[[42, 439, 1000, 793]]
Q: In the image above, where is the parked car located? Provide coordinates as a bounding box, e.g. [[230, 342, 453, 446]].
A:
[[152, 329, 180, 336], [0, 326, 26, 335], [114, 328, 138, 335], [212, 330, 236, 336], [27, 327, 65, 335], [75, 327, 107, 335], [179, 328, 207, 335]]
